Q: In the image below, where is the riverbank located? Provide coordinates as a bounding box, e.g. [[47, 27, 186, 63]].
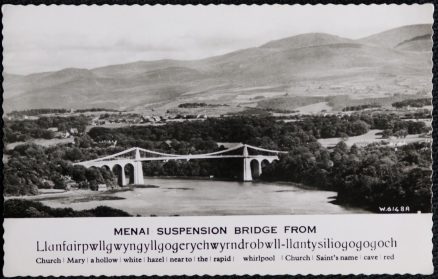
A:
[[4, 199, 132, 218], [4, 187, 131, 201], [6, 178, 369, 217]]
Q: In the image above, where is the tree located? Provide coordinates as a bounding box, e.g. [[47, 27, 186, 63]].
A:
[[75, 135, 93, 148], [51, 175, 66, 189], [381, 129, 393, 139], [89, 180, 99, 191], [334, 141, 348, 154], [71, 165, 87, 182], [64, 147, 84, 161], [351, 120, 369, 136], [339, 132, 349, 141]]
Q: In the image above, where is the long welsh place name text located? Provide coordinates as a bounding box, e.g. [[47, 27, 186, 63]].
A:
[[36, 238, 397, 254]]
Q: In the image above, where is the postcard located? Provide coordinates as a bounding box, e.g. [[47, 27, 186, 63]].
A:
[[2, 3, 434, 276]]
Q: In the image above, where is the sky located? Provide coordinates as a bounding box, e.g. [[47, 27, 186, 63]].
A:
[[2, 4, 434, 75]]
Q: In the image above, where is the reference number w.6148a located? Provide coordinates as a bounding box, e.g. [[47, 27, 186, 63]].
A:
[[378, 206, 411, 213]]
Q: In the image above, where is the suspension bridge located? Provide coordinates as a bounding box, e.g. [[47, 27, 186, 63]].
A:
[[75, 144, 287, 185]]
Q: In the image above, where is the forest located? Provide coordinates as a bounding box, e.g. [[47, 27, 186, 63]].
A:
[[342, 104, 381, 111], [88, 113, 428, 145], [392, 98, 431, 108], [178, 103, 228, 108], [7, 107, 119, 117], [3, 114, 432, 213], [3, 143, 117, 195], [7, 108, 70, 117], [4, 115, 89, 143], [4, 199, 131, 217]]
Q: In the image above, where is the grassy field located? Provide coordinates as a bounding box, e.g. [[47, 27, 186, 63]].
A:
[[317, 129, 428, 148], [296, 102, 332, 114], [6, 137, 75, 150]]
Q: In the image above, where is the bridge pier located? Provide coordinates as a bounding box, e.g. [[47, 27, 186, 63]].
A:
[[102, 162, 143, 186], [243, 158, 253, 181], [116, 164, 127, 186], [133, 161, 144, 185]]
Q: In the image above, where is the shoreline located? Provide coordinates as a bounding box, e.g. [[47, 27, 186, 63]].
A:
[[4, 176, 325, 200], [2, 177, 375, 215]]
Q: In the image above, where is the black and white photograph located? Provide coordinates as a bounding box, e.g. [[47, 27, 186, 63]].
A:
[[2, 4, 433, 218]]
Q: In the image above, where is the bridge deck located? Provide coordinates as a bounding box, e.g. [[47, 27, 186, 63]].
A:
[[75, 144, 286, 166], [85, 155, 279, 163]]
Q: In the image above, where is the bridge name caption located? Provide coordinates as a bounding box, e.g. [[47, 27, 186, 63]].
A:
[[114, 225, 317, 236]]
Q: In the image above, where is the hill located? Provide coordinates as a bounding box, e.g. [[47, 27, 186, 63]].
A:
[[3, 24, 433, 112], [260, 32, 354, 50], [358, 24, 432, 49], [395, 34, 433, 51]]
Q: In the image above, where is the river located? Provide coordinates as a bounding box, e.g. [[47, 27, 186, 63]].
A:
[[32, 178, 369, 216]]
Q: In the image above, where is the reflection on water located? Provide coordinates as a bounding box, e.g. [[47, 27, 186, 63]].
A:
[[40, 178, 369, 216]]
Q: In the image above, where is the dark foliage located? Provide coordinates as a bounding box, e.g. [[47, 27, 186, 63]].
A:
[[3, 144, 116, 196], [75, 108, 119, 113], [7, 108, 69, 117], [392, 98, 431, 108], [178, 103, 227, 108], [342, 104, 381, 111], [4, 115, 90, 143], [262, 140, 431, 213], [4, 199, 131, 218]]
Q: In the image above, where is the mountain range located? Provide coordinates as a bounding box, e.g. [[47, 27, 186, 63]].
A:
[[3, 24, 433, 112]]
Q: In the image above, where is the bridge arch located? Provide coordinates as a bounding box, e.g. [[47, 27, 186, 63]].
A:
[[260, 159, 271, 175], [250, 159, 262, 178], [124, 163, 135, 185], [112, 164, 125, 186]]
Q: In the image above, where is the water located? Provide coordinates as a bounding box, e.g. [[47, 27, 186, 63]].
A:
[[39, 178, 368, 216]]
